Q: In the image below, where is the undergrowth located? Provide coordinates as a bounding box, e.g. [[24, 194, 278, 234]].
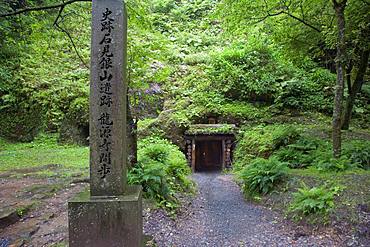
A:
[[288, 184, 342, 223], [128, 137, 193, 212], [234, 123, 370, 227], [237, 157, 288, 196]]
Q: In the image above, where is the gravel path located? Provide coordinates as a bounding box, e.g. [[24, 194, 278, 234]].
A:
[[145, 172, 340, 247]]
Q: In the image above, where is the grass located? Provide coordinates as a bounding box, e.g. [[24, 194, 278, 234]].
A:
[[0, 134, 89, 177], [288, 166, 370, 178]]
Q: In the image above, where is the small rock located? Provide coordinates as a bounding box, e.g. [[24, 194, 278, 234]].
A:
[[0, 208, 20, 229]]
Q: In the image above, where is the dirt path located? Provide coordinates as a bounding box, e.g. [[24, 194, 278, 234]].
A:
[[0, 175, 87, 247], [1, 173, 342, 246], [145, 172, 340, 247]]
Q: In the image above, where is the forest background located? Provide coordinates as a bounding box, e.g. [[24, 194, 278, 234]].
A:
[[0, 0, 369, 239]]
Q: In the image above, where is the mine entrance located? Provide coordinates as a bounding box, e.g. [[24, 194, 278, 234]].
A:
[[185, 124, 236, 172], [195, 140, 223, 172]]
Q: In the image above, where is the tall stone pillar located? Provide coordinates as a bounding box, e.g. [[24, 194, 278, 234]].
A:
[[68, 1, 143, 246]]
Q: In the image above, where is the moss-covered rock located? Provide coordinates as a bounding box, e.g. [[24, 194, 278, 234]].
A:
[[138, 109, 189, 151], [58, 97, 89, 146], [0, 106, 43, 142], [58, 119, 89, 146]]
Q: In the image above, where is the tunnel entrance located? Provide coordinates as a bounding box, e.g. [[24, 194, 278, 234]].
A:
[[184, 124, 236, 173], [195, 140, 223, 172]]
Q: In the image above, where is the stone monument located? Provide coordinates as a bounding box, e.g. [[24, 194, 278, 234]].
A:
[[68, 0, 143, 246]]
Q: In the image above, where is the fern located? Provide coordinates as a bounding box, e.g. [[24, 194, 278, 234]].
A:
[[289, 184, 342, 220], [238, 157, 288, 195]]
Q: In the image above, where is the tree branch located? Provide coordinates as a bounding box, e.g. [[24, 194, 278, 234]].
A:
[[53, 6, 89, 68], [0, 0, 91, 18], [251, 10, 321, 33], [284, 12, 321, 32], [251, 11, 285, 24], [252, 1, 322, 33]]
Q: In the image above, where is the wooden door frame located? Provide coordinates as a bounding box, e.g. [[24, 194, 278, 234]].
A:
[[185, 134, 235, 173], [191, 139, 196, 172]]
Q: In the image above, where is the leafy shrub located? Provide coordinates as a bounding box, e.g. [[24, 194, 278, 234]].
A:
[[274, 136, 322, 168], [274, 148, 308, 169], [343, 141, 370, 170], [140, 143, 169, 162], [183, 52, 210, 65], [129, 159, 169, 201], [220, 102, 270, 121], [315, 156, 355, 172], [210, 41, 335, 111], [237, 157, 288, 195], [304, 68, 335, 112], [0, 74, 43, 141], [151, 0, 177, 14], [310, 144, 357, 172], [128, 137, 193, 210], [288, 136, 321, 151], [275, 137, 367, 171], [289, 184, 341, 221], [0, 106, 43, 142], [210, 45, 286, 103], [275, 68, 335, 112], [234, 124, 300, 169]]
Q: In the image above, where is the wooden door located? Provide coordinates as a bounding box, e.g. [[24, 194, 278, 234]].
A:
[[195, 140, 222, 171]]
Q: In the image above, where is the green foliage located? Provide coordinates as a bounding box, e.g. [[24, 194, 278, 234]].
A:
[[275, 68, 335, 112], [235, 124, 369, 176], [0, 3, 91, 140], [138, 118, 157, 131], [289, 184, 341, 221], [210, 43, 285, 103], [343, 141, 370, 170], [216, 0, 369, 117], [16, 204, 34, 218], [237, 157, 288, 196], [186, 124, 235, 135], [315, 155, 355, 172], [273, 135, 370, 172], [151, 0, 218, 32], [220, 102, 270, 122], [0, 104, 43, 142], [65, 96, 89, 127], [0, 1, 170, 141], [274, 148, 309, 169], [274, 136, 322, 168], [183, 52, 210, 65], [308, 141, 358, 172], [210, 41, 335, 111], [150, 0, 177, 14], [234, 124, 300, 170], [128, 137, 192, 210]]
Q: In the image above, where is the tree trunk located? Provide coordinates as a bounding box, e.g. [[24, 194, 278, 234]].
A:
[[346, 60, 353, 95], [332, 0, 347, 158], [342, 49, 370, 130]]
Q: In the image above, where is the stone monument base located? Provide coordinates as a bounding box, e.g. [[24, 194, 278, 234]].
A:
[[68, 186, 143, 247]]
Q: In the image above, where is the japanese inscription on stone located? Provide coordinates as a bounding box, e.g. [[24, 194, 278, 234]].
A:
[[98, 8, 114, 180], [90, 0, 128, 197], [68, 1, 143, 246]]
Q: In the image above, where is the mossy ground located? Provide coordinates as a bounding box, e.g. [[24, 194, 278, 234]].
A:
[[0, 134, 89, 179]]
